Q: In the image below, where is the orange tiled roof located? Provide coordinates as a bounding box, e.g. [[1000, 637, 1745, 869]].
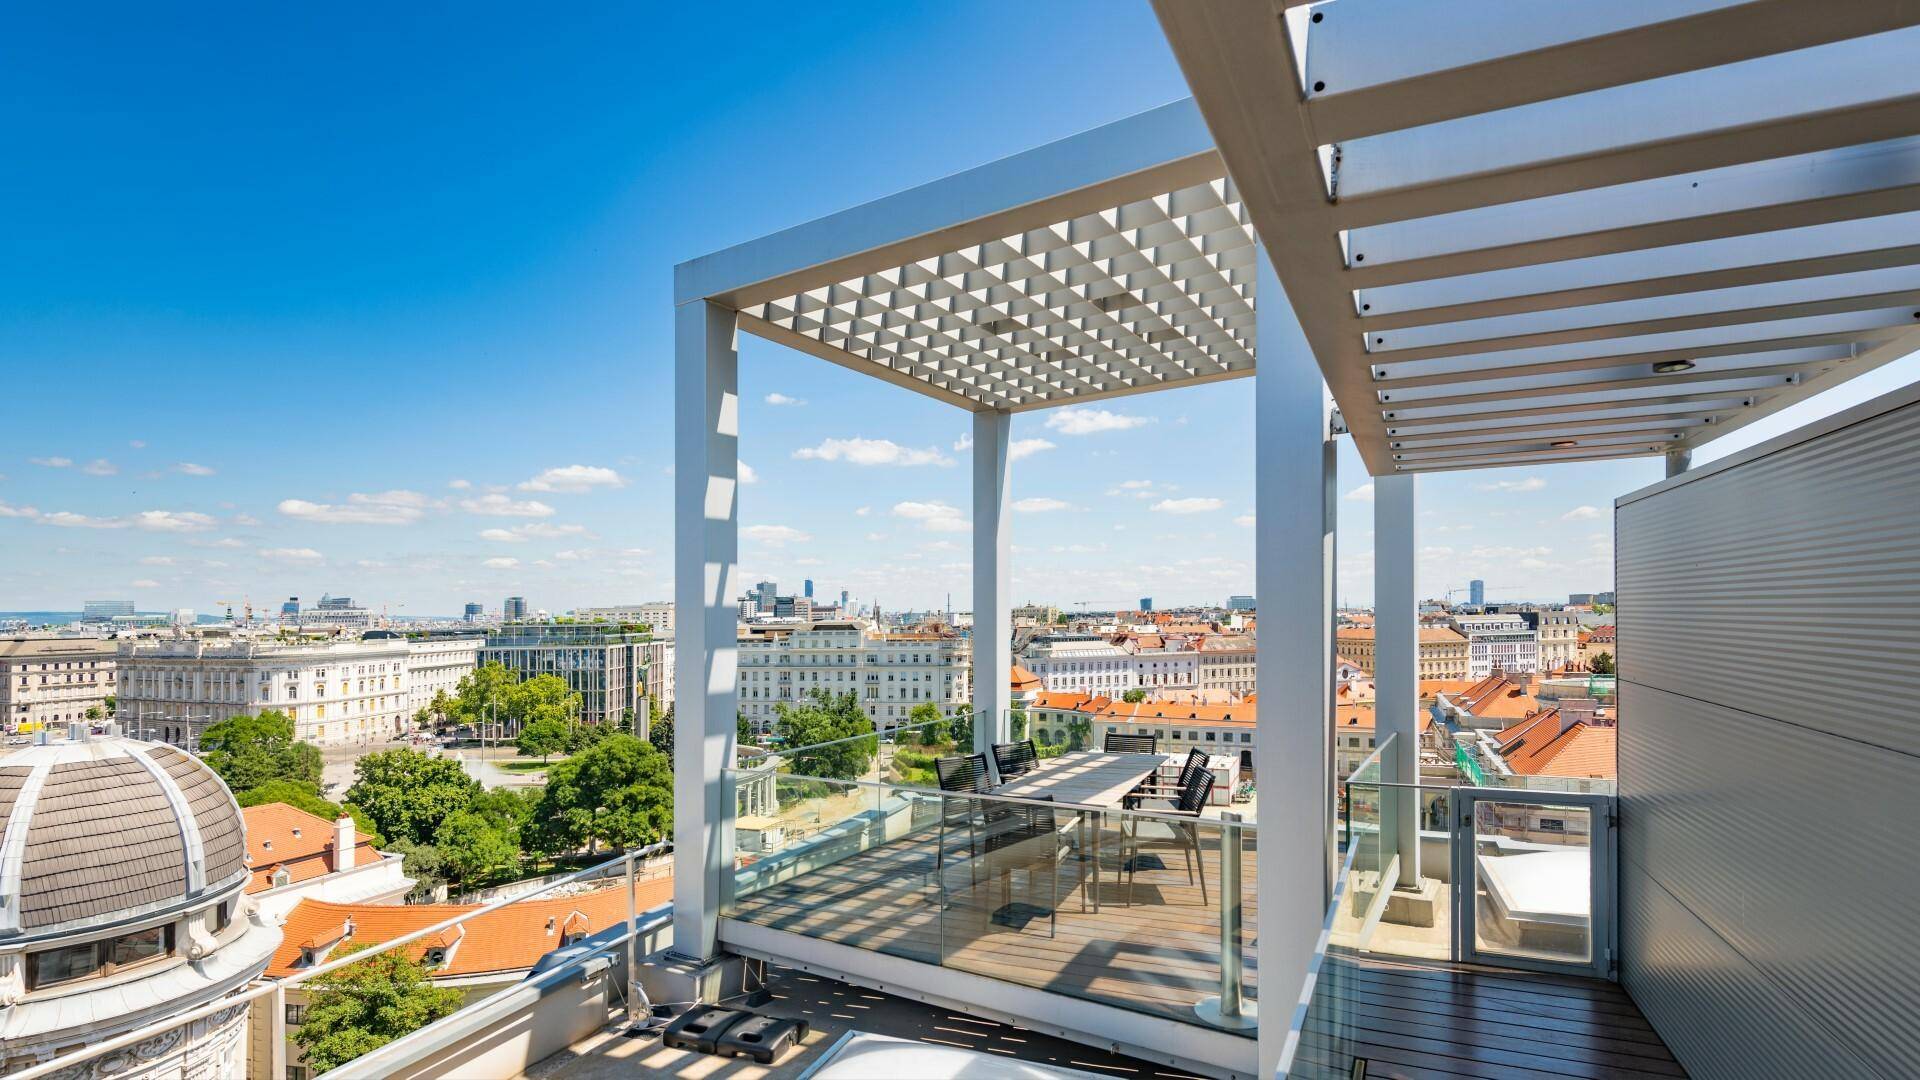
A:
[[266, 878, 673, 979], [1335, 702, 1433, 734], [1028, 691, 1112, 713], [1453, 675, 1540, 720], [1495, 713, 1617, 779], [1334, 626, 1467, 643], [244, 803, 383, 895], [1093, 700, 1256, 727], [1008, 665, 1043, 691]]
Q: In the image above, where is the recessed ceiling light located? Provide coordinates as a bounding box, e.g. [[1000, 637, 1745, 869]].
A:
[[1652, 359, 1696, 374]]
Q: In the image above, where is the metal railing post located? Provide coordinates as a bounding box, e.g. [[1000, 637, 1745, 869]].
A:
[[1196, 811, 1257, 1030], [625, 849, 641, 1024], [270, 982, 288, 1080]]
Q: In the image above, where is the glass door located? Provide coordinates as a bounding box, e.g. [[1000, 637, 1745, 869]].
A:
[[1450, 789, 1615, 980]]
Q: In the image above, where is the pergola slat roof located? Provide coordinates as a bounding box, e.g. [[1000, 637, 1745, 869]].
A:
[[678, 1, 1920, 475]]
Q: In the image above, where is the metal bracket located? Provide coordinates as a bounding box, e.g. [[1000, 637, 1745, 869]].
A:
[[1329, 408, 1350, 436]]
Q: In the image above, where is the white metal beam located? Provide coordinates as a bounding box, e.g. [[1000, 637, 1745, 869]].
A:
[[972, 410, 1013, 753], [1372, 474, 1419, 885], [1253, 247, 1333, 1078], [672, 300, 740, 962], [1330, 27, 1920, 226], [1302, 0, 1920, 142]]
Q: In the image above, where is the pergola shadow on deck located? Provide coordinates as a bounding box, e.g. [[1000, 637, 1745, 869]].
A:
[[725, 819, 1259, 1030]]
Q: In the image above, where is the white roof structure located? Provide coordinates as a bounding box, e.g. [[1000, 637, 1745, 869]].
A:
[[678, 2, 1920, 475]]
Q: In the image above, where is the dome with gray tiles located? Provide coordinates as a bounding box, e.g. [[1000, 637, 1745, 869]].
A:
[[0, 733, 249, 936]]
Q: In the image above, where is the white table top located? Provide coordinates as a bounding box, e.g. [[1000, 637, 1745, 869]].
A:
[[994, 750, 1175, 808]]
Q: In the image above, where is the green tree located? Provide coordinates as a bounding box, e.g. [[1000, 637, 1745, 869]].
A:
[[234, 780, 384, 846], [103, 695, 117, 717], [516, 716, 570, 762], [905, 702, 942, 739], [618, 707, 635, 735], [737, 713, 755, 746], [386, 839, 448, 902], [433, 809, 518, 884], [647, 706, 674, 759], [1066, 714, 1092, 751], [450, 662, 518, 732], [292, 945, 464, 1073], [345, 749, 481, 846], [1588, 651, 1616, 675], [775, 690, 876, 780], [84, 705, 103, 722], [531, 734, 673, 854], [199, 711, 323, 791], [427, 689, 453, 730], [512, 673, 580, 732], [1122, 688, 1148, 704], [470, 785, 540, 836]]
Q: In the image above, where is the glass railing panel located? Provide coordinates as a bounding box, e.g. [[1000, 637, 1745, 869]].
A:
[[1468, 797, 1594, 966], [722, 766, 1258, 1037]]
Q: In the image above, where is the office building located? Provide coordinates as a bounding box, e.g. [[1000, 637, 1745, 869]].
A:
[[480, 624, 652, 730], [502, 596, 529, 622], [1139, 596, 1153, 611], [79, 599, 134, 623], [1226, 594, 1255, 611], [1469, 579, 1486, 606], [116, 637, 413, 747], [464, 601, 484, 622], [803, 578, 814, 599], [576, 601, 674, 634], [0, 638, 118, 733], [291, 593, 372, 630], [736, 620, 970, 732]]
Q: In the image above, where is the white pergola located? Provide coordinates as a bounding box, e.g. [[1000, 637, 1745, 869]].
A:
[[673, 4, 1920, 1075]]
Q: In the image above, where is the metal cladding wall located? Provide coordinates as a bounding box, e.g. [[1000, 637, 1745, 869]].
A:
[[1615, 384, 1920, 1080]]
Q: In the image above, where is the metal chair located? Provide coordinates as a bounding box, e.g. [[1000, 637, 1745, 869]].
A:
[[991, 739, 1039, 783], [1120, 767, 1214, 907], [1131, 747, 1209, 809], [933, 753, 992, 904], [981, 795, 1074, 935], [1104, 732, 1158, 754]]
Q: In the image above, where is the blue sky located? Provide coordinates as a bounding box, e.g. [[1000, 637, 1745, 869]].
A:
[[4, 3, 1916, 616]]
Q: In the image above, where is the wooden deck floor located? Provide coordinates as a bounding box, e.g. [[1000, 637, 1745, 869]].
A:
[[1290, 950, 1686, 1080], [725, 826, 1260, 1030]]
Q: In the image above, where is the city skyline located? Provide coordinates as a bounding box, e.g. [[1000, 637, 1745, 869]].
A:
[[5, 3, 1916, 615]]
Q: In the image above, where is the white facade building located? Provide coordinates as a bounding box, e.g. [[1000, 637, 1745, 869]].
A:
[[116, 637, 413, 748], [0, 638, 117, 733], [737, 621, 971, 733], [1453, 614, 1543, 678], [405, 635, 483, 717], [1130, 647, 1199, 694], [1021, 636, 1138, 697], [575, 601, 674, 634]]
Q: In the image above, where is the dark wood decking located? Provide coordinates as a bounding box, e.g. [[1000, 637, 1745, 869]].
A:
[[1290, 950, 1686, 1080], [725, 825, 1260, 1029]]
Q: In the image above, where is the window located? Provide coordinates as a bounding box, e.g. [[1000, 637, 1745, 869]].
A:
[[286, 1003, 309, 1025], [1538, 817, 1566, 833], [26, 925, 175, 990], [26, 942, 99, 989]]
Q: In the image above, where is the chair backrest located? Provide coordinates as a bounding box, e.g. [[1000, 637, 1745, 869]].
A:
[[985, 795, 1055, 854], [992, 740, 1038, 782], [1105, 732, 1157, 754], [935, 753, 991, 794], [1177, 747, 1209, 787], [1177, 765, 1216, 813]]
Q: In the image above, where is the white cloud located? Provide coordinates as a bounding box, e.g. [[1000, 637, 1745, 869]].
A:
[[130, 579, 160, 589], [1151, 497, 1225, 514], [1010, 438, 1056, 461], [39, 511, 126, 529], [793, 437, 953, 467], [259, 547, 324, 563], [460, 494, 556, 518], [479, 522, 587, 543], [128, 440, 146, 449], [739, 462, 759, 485], [1012, 497, 1072, 513], [519, 464, 625, 493], [280, 490, 431, 525], [209, 537, 247, 549], [742, 524, 810, 545], [1344, 483, 1375, 502], [30, 457, 73, 468], [892, 501, 969, 532], [764, 392, 807, 407], [481, 556, 520, 569], [1477, 476, 1547, 493], [554, 549, 586, 561], [0, 500, 41, 519], [1235, 514, 1256, 527], [139, 556, 176, 566], [173, 462, 216, 476], [953, 431, 973, 452], [80, 459, 118, 476], [132, 510, 217, 533], [854, 506, 871, 517], [1044, 408, 1154, 436], [230, 512, 262, 526], [1562, 505, 1604, 521], [448, 478, 473, 490]]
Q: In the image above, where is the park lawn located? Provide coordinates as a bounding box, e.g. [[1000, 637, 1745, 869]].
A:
[[496, 758, 557, 773]]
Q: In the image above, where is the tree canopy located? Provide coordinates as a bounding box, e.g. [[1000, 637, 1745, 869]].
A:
[[345, 749, 481, 847], [1588, 650, 1616, 675], [292, 944, 464, 1073], [515, 716, 570, 762], [647, 706, 674, 758], [775, 690, 876, 780], [449, 662, 518, 729], [531, 734, 672, 854], [199, 711, 322, 791]]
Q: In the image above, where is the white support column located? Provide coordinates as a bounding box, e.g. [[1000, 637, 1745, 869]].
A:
[[1254, 247, 1334, 1079], [672, 299, 740, 962], [971, 409, 1013, 753], [1373, 473, 1421, 886]]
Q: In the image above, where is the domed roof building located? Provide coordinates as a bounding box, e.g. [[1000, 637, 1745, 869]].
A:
[[0, 729, 281, 1077]]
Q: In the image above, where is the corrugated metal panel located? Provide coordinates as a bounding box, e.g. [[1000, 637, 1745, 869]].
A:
[[1617, 392, 1920, 1078]]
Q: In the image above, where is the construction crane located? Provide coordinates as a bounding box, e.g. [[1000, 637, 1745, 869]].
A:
[[1443, 584, 1512, 605], [214, 596, 253, 626]]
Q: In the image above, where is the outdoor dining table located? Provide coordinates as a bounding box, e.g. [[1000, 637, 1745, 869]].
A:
[[992, 749, 1180, 912]]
